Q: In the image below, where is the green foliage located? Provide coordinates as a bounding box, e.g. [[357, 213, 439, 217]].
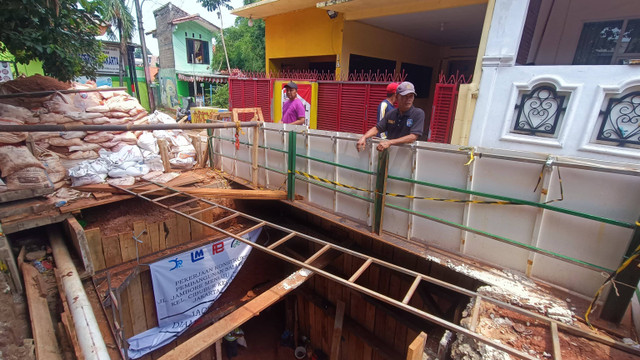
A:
[[0, 0, 105, 81], [209, 84, 229, 108], [210, 17, 265, 72]]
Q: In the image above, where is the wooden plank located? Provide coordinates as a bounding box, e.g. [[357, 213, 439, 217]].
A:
[[330, 301, 346, 360], [158, 269, 313, 360], [102, 234, 123, 268], [73, 173, 204, 194], [128, 274, 148, 336], [201, 206, 215, 237], [0, 186, 54, 203], [92, 192, 113, 200], [469, 296, 482, 332], [22, 263, 62, 360], [133, 221, 153, 257], [85, 228, 106, 272], [0, 197, 55, 219], [176, 213, 191, 245], [164, 217, 178, 248], [190, 212, 204, 241], [119, 232, 137, 262], [406, 332, 427, 360], [140, 271, 159, 330], [215, 340, 222, 360], [65, 217, 94, 274], [190, 134, 203, 168], [147, 221, 162, 253], [120, 287, 135, 340], [551, 322, 562, 360], [2, 211, 72, 234]]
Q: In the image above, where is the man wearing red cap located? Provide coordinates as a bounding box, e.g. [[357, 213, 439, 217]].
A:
[[357, 81, 424, 152], [281, 81, 306, 125], [377, 82, 398, 124]]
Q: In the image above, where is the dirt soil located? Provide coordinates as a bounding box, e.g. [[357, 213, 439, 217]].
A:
[[457, 301, 639, 360], [0, 272, 34, 360], [0, 74, 70, 93]]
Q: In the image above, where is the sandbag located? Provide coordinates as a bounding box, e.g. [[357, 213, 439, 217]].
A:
[[39, 112, 76, 124], [60, 131, 87, 139], [48, 137, 85, 147], [0, 146, 45, 177], [108, 101, 137, 113], [69, 143, 101, 152], [66, 150, 99, 160], [65, 111, 102, 122], [86, 105, 110, 113], [5, 167, 52, 190], [0, 117, 27, 143], [38, 152, 66, 183], [0, 103, 33, 122], [84, 132, 114, 143], [114, 132, 138, 144]]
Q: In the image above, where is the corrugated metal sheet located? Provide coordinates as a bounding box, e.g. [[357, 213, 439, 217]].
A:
[[430, 83, 457, 143], [317, 83, 340, 131], [338, 83, 367, 134]]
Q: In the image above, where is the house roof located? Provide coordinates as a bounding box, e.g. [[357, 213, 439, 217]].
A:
[[170, 14, 220, 32], [232, 0, 318, 19]]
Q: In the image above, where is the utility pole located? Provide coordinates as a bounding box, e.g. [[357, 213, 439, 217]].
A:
[[133, 0, 156, 112]]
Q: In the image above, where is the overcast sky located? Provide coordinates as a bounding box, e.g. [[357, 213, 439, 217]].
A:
[[120, 0, 245, 56]]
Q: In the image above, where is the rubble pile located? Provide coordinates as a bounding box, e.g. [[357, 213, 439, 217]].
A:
[[0, 76, 197, 192]]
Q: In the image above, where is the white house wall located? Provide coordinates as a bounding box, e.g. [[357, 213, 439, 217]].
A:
[[212, 122, 640, 298], [469, 0, 640, 164]]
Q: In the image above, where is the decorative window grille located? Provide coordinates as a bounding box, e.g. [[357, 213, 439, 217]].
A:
[[512, 85, 566, 137], [595, 91, 640, 147]]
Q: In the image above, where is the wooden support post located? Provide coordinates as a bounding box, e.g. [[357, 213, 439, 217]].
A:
[[206, 120, 215, 169], [330, 301, 346, 360], [287, 131, 297, 201], [215, 339, 222, 360], [251, 121, 260, 187], [157, 139, 171, 172], [190, 134, 203, 168], [372, 149, 389, 234], [551, 322, 562, 360], [406, 332, 427, 360]]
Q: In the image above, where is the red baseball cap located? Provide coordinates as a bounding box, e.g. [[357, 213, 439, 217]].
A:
[[386, 82, 399, 93]]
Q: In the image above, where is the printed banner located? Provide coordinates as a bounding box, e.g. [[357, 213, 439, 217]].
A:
[[127, 228, 262, 358]]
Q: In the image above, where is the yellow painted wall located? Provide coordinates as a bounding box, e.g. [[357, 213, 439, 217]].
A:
[[265, 8, 344, 76], [342, 21, 443, 110]]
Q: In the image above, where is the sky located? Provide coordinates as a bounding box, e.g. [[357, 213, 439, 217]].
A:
[[103, 0, 245, 56]]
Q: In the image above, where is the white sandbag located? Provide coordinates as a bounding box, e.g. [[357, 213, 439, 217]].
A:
[[108, 164, 150, 178], [0, 146, 45, 177], [86, 105, 110, 113], [61, 131, 87, 139], [44, 93, 82, 114], [104, 145, 144, 165], [148, 110, 177, 125], [144, 155, 164, 172], [111, 142, 129, 152], [84, 132, 114, 143], [69, 143, 101, 152], [5, 167, 52, 190], [137, 132, 158, 153], [48, 137, 84, 147]]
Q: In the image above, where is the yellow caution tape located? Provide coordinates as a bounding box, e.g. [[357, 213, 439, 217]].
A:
[[294, 170, 515, 205]]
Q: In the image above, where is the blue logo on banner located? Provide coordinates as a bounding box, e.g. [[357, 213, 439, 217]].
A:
[[406, 118, 413, 127], [169, 258, 183, 271], [191, 249, 205, 262]]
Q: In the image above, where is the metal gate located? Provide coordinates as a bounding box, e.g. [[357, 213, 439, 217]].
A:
[[430, 73, 471, 143]]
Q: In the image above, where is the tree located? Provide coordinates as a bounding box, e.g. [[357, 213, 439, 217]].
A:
[[210, 17, 265, 72], [197, 0, 233, 72], [0, 0, 104, 81]]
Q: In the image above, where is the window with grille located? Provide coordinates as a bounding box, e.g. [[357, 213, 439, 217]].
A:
[[511, 85, 568, 138], [593, 90, 640, 148]]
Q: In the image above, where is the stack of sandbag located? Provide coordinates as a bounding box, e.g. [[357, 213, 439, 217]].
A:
[[0, 145, 54, 192], [30, 83, 149, 161]]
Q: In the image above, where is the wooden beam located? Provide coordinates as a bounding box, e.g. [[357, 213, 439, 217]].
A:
[[158, 269, 312, 360], [330, 300, 346, 360], [72, 184, 287, 200], [22, 263, 62, 360], [551, 322, 562, 360], [406, 332, 427, 360], [157, 139, 171, 172]]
